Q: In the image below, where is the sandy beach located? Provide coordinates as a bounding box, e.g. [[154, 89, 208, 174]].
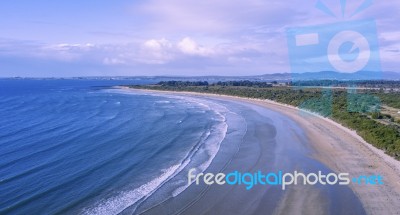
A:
[[237, 95, 400, 215], [121, 87, 400, 215]]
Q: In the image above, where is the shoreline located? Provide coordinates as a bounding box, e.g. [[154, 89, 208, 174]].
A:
[[120, 86, 400, 172], [119, 86, 400, 214]]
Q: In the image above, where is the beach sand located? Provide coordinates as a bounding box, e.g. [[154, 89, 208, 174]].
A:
[[241, 96, 400, 215], [120, 87, 400, 215]]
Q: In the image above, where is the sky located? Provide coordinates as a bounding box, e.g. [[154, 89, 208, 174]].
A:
[[0, 0, 399, 77]]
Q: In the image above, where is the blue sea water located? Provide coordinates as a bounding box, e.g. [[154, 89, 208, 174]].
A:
[[0, 79, 228, 214]]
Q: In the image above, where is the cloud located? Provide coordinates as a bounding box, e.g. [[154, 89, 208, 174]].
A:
[[177, 37, 213, 56], [136, 38, 175, 64], [44, 43, 95, 51], [2, 0, 400, 76], [37, 43, 96, 61], [0, 35, 291, 76], [133, 0, 306, 37], [136, 37, 221, 64]]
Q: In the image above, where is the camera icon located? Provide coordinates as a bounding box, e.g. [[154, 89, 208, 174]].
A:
[[286, 19, 381, 78], [286, 19, 382, 114]]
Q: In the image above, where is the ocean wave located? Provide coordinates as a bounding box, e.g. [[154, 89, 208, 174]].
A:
[[171, 115, 228, 198], [154, 100, 170, 104], [83, 117, 228, 215], [82, 89, 231, 214], [82, 164, 181, 215]]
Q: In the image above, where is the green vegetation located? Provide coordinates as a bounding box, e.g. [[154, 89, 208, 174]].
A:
[[288, 80, 400, 88], [130, 81, 400, 160], [373, 92, 400, 109], [158, 81, 209, 87]]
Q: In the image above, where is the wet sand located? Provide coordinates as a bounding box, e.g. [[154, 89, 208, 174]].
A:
[[240, 97, 400, 215], [121, 88, 400, 215]]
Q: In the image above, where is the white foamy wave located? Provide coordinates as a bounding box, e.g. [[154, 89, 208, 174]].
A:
[[147, 94, 231, 198], [172, 114, 228, 197], [106, 89, 231, 205], [82, 164, 181, 215], [154, 100, 170, 104]]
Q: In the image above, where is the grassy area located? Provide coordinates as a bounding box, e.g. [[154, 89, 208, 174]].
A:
[[381, 105, 400, 122], [374, 92, 400, 109], [129, 83, 400, 160]]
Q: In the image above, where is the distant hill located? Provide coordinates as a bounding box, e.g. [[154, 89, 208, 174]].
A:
[[12, 71, 400, 82], [138, 71, 400, 83], [157, 71, 400, 82], [258, 71, 400, 81]]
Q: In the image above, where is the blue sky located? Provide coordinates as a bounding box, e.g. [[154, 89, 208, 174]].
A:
[[0, 0, 399, 77]]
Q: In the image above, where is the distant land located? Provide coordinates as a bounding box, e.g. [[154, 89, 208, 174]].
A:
[[4, 71, 400, 82]]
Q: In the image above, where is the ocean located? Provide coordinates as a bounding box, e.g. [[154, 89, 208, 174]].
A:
[[0, 79, 228, 214]]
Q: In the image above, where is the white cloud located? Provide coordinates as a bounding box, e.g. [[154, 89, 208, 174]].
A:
[[135, 37, 218, 64], [177, 37, 213, 56], [2, 0, 400, 76], [34, 43, 97, 61], [44, 43, 95, 51], [137, 0, 307, 31], [143, 39, 172, 50], [137, 38, 175, 64]]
